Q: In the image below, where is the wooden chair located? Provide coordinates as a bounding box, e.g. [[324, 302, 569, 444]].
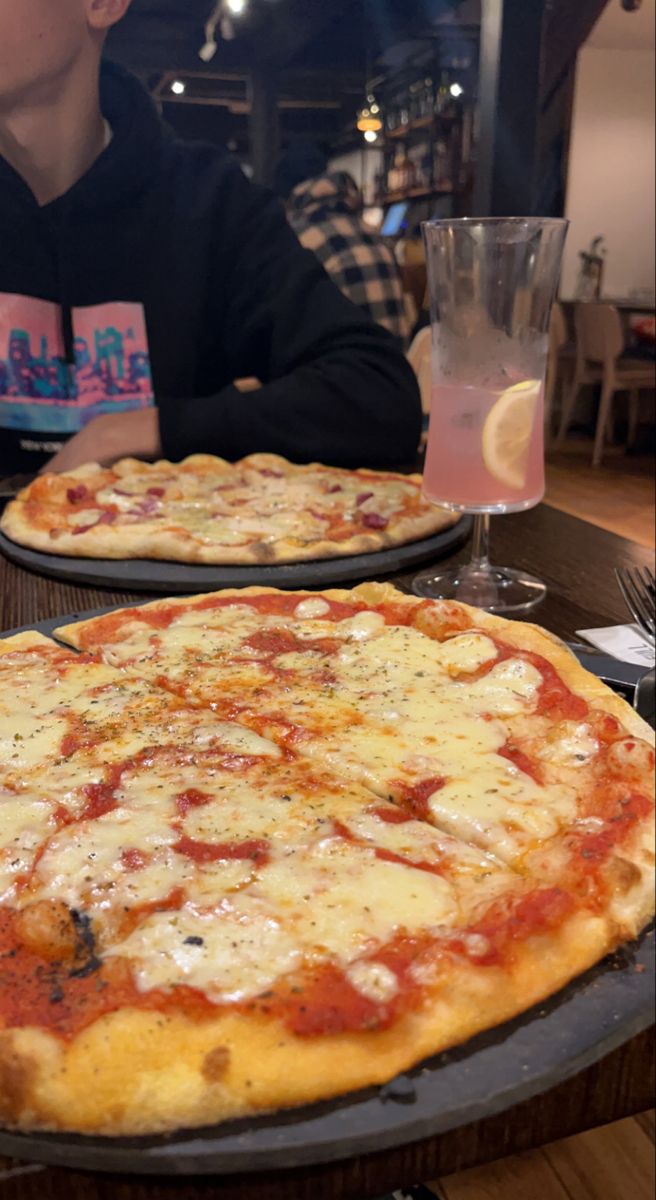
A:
[[406, 326, 432, 419], [545, 301, 568, 437], [557, 303, 655, 467]]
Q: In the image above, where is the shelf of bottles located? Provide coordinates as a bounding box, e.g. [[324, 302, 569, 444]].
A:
[[373, 51, 477, 210]]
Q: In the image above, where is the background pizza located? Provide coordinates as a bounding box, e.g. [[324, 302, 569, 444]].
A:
[[0, 584, 653, 1137], [0, 454, 455, 565]]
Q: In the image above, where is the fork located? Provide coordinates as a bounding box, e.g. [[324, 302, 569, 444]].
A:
[[615, 565, 656, 645]]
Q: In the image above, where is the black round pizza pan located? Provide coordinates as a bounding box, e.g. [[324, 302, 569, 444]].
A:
[[0, 518, 471, 593], [0, 610, 653, 1176]]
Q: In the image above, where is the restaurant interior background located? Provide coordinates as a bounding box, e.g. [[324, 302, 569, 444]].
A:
[[108, 0, 656, 551], [0, 4, 653, 1200], [108, 3, 655, 1198]]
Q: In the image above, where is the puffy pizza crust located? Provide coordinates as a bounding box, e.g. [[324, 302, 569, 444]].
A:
[[0, 455, 456, 564], [0, 909, 611, 1136]]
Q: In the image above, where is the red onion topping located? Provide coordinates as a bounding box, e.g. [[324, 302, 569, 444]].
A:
[[73, 510, 115, 535], [127, 496, 159, 516], [147, 487, 165, 497], [66, 484, 88, 504], [356, 491, 374, 506], [362, 512, 388, 529]]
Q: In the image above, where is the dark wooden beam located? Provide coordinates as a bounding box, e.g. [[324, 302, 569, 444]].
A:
[[543, 0, 609, 101], [472, 0, 546, 216], [249, 65, 279, 186]]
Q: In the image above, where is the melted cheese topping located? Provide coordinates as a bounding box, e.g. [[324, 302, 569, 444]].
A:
[[343, 809, 503, 875], [4, 593, 630, 1018], [60, 611, 583, 868], [251, 840, 458, 961], [109, 899, 303, 1002], [428, 762, 576, 859], [0, 793, 56, 902], [438, 633, 498, 673], [107, 842, 458, 1003], [534, 722, 600, 767], [346, 960, 399, 1003]]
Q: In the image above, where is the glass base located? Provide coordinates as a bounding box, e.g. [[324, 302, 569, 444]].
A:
[[413, 563, 546, 614]]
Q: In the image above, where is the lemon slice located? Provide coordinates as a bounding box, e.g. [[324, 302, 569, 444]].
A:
[[481, 380, 541, 490]]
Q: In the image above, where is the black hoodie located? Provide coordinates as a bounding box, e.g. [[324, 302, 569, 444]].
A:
[[0, 63, 421, 475]]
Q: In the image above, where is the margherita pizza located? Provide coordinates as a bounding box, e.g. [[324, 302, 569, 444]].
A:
[[0, 454, 454, 564], [0, 584, 653, 1137]]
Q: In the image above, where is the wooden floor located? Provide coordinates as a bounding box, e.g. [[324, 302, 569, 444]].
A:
[[545, 439, 655, 548], [417, 439, 656, 1200], [426, 1112, 655, 1200]]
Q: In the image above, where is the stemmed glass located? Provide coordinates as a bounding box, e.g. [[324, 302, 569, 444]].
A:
[[413, 217, 568, 613]]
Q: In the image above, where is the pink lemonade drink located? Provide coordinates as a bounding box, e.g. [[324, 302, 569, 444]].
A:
[[423, 379, 545, 513]]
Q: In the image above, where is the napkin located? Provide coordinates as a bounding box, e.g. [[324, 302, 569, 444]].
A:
[[576, 623, 655, 668]]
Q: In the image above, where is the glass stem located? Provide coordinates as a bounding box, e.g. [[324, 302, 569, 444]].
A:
[[469, 513, 491, 572]]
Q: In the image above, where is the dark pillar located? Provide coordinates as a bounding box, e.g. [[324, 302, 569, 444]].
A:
[[472, 0, 546, 216], [249, 65, 279, 188]]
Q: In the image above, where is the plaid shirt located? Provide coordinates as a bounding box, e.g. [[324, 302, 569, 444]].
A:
[[287, 172, 409, 343]]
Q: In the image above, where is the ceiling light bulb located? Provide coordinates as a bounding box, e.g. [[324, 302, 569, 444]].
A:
[[449, 82, 464, 98], [363, 129, 378, 143], [226, 0, 247, 14], [170, 79, 186, 95]]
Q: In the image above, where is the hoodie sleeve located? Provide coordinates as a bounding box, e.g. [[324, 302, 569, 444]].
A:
[[157, 161, 422, 468]]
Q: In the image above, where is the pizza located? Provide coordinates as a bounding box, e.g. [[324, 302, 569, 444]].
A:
[[0, 584, 653, 1137], [0, 454, 455, 564]]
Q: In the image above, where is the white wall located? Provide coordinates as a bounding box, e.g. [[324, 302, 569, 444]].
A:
[[561, 44, 655, 299]]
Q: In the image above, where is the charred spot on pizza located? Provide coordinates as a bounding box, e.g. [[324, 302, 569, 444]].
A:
[[68, 909, 102, 979], [202, 1045, 231, 1082], [606, 856, 644, 896], [249, 541, 276, 562]]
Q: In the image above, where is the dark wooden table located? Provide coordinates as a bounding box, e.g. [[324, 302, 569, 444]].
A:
[[0, 503, 654, 1200]]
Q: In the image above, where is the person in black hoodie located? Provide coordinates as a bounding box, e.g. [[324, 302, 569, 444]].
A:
[[0, 0, 421, 478]]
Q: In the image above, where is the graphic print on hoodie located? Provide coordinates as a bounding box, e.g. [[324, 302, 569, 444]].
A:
[[0, 293, 153, 446]]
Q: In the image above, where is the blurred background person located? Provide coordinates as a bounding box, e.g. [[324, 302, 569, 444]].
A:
[[276, 143, 409, 344]]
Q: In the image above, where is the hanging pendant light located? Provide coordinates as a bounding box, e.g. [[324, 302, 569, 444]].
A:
[[357, 93, 383, 136]]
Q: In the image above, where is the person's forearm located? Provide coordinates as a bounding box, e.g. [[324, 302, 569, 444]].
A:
[[43, 407, 162, 473], [158, 351, 421, 469]]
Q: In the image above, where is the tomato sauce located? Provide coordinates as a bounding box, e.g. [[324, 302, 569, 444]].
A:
[[0, 908, 216, 1038], [272, 934, 432, 1035], [172, 836, 270, 866], [392, 776, 446, 821], [498, 743, 543, 783], [449, 887, 576, 967], [369, 805, 414, 825], [451, 635, 588, 721], [0, 880, 583, 1040], [574, 790, 653, 865], [175, 788, 212, 816]]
